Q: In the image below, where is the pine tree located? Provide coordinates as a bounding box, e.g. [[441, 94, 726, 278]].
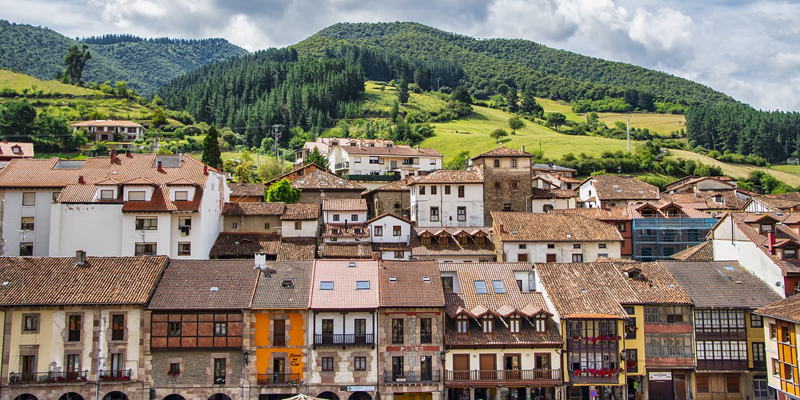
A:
[[202, 125, 222, 168], [397, 78, 410, 104], [304, 147, 328, 169]]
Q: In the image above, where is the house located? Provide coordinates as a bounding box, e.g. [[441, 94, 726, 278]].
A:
[[0, 253, 168, 400], [280, 204, 320, 239], [743, 193, 800, 214], [531, 163, 580, 190], [69, 120, 144, 141], [556, 207, 634, 258], [754, 293, 800, 400], [665, 261, 782, 400], [327, 142, 443, 190], [409, 169, 485, 227], [265, 166, 365, 206], [362, 176, 421, 219], [627, 202, 718, 261], [529, 187, 577, 213], [222, 202, 285, 234], [378, 261, 446, 400], [660, 190, 750, 217], [321, 199, 371, 259], [146, 259, 259, 400], [470, 146, 534, 224], [209, 232, 281, 259], [250, 261, 314, 399], [0, 153, 227, 258], [709, 212, 800, 297], [367, 214, 412, 260], [441, 262, 562, 400], [787, 157, 800, 165], [491, 212, 623, 262], [578, 175, 660, 208], [307, 260, 380, 400], [664, 176, 738, 193], [0, 141, 34, 162], [410, 227, 496, 263], [295, 138, 396, 166], [229, 183, 265, 202]]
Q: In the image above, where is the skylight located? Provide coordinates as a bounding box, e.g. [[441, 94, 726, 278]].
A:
[[282, 279, 294, 289], [723, 266, 735, 271], [356, 281, 370, 290], [320, 281, 334, 290], [492, 280, 506, 294], [474, 280, 488, 294]]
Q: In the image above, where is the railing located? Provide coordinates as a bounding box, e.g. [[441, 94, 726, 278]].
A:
[[341, 174, 400, 182], [385, 370, 440, 383], [10, 370, 88, 384], [334, 162, 350, 170], [273, 333, 286, 347], [314, 333, 374, 347], [446, 369, 560, 383], [99, 369, 132, 381], [257, 373, 300, 386]]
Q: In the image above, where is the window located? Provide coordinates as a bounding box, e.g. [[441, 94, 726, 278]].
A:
[[394, 202, 401, 210], [168, 322, 181, 336], [175, 191, 189, 201], [100, 190, 114, 200], [535, 316, 547, 332], [751, 314, 763, 328], [495, 182, 501, 189], [356, 281, 370, 290], [511, 159, 518, 168], [474, 280, 488, 294], [369, 157, 380, 164], [431, 186, 437, 195], [66, 354, 80, 376], [494, 159, 500, 167], [354, 157, 361, 163], [696, 374, 710, 393], [512, 181, 518, 189], [320, 281, 334, 290], [773, 359, 780, 377], [770, 324, 777, 340], [442, 276, 454, 293], [519, 244, 527, 250], [457, 315, 468, 333], [23, 314, 38, 333], [111, 315, 125, 341], [458, 236, 467, 246], [393, 251, 404, 258], [492, 280, 506, 294], [753, 342, 766, 363], [374, 226, 383, 236], [572, 254, 583, 262], [68, 315, 81, 342], [135, 243, 157, 256], [322, 357, 334, 372], [457, 206, 466, 221], [232, 222, 238, 230], [22, 192, 35, 206], [420, 186, 426, 195], [265, 223, 270, 229], [616, 222, 626, 232], [22, 355, 35, 375], [52, 191, 61, 201], [214, 322, 227, 336], [169, 363, 181, 376], [476, 236, 485, 246], [599, 243, 607, 249], [128, 191, 146, 201], [784, 249, 797, 260], [445, 186, 451, 195], [420, 318, 432, 343], [421, 236, 431, 246], [333, 214, 340, 222], [354, 356, 367, 371], [573, 244, 581, 249], [392, 319, 404, 343], [281, 279, 294, 289], [110, 353, 124, 374], [503, 203, 512, 211], [760, 224, 774, 234], [482, 316, 494, 333], [213, 358, 226, 384], [782, 362, 793, 381], [458, 185, 465, 198], [19, 242, 33, 256], [547, 243, 555, 249], [135, 217, 158, 230], [175, 242, 191, 256], [20, 217, 34, 231], [393, 226, 401, 236], [430, 207, 439, 222], [351, 214, 358, 221], [294, 221, 302, 230], [392, 356, 404, 378], [509, 315, 520, 333]]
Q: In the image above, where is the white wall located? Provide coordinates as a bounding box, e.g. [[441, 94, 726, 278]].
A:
[[531, 198, 574, 213], [282, 220, 318, 237], [2, 189, 59, 256], [50, 203, 124, 257], [578, 180, 601, 208], [745, 200, 773, 213], [324, 210, 368, 224], [379, 250, 411, 260], [411, 183, 484, 227], [502, 241, 621, 262], [368, 216, 410, 244], [312, 311, 375, 335]]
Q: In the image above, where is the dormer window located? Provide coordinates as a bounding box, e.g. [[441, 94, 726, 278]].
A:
[[482, 316, 494, 333], [509, 315, 520, 333], [535, 316, 547, 332], [438, 235, 448, 246], [665, 209, 679, 217], [475, 236, 485, 246], [713, 195, 723, 203], [421, 236, 431, 246], [641, 209, 656, 218], [100, 190, 114, 200], [457, 315, 468, 333], [12, 146, 21, 154], [175, 191, 189, 201], [760, 224, 774, 234], [458, 236, 467, 246], [128, 191, 146, 201], [784, 248, 797, 260]]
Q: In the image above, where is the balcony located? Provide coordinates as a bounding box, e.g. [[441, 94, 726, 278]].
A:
[[341, 174, 400, 182], [273, 333, 286, 347], [313, 333, 374, 348], [99, 369, 132, 381], [10, 371, 88, 384], [385, 370, 440, 384], [445, 369, 560, 385], [257, 373, 300, 386], [334, 162, 350, 170]]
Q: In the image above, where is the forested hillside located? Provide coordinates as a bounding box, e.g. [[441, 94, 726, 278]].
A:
[[0, 20, 248, 95]]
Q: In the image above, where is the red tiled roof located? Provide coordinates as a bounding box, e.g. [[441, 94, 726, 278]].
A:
[[320, 243, 374, 258], [309, 260, 380, 309], [380, 261, 445, 308], [0, 142, 34, 158], [322, 198, 368, 211], [670, 241, 713, 261], [251, 261, 314, 309], [229, 183, 264, 197], [209, 233, 281, 258], [120, 186, 203, 213], [147, 260, 259, 310], [756, 294, 800, 325], [364, 176, 421, 194], [277, 238, 317, 260], [412, 169, 483, 184], [281, 203, 320, 220], [531, 187, 575, 199], [281, 168, 365, 191], [472, 146, 535, 159], [556, 206, 632, 221], [582, 175, 660, 201], [222, 202, 285, 216], [492, 211, 622, 242]]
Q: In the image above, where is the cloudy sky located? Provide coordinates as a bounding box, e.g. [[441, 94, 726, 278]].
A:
[[3, 0, 799, 111]]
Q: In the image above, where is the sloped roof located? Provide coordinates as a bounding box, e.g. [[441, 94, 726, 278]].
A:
[[411, 227, 495, 257], [727, 212, 800, 275], [472, 146, 535, 159], [229, 183, 265, 198], [380, 261, 445, 308], [531, 187, 576, 199], [412, 169, 484, 184], [583, 175, 660, 201], [660, 190, 747, 211], [339, 144, 442, 157], [251, 261, 314, 309], [320, 243, 374, 259], [0, 256, 168, 306], [222, 202, 285, 216], [309, 260, 380, 309], [616, 262, 693, 305], [70, 120, 143, 128], [148, 260, 258, 310], [281, 203, 320, 220], [364, 176, 421, 194], [670, 241, 713, 261], [366, 213, 412, 225], [322, 198, 368, 211], [277, 238, 317, 260], [750, 193, 800, 212], [209, 233, 281, 258], [0, 141, 33, 158], [664, 261, 780, 309], [556, 206, 632, 221], [492, 211, 622, 242], [289, 169, 365, 191], [756, 294, 800, 324]]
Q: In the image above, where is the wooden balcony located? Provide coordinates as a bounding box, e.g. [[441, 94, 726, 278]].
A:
[[313, 333, 374, 348], [445, 369, 560, 386]]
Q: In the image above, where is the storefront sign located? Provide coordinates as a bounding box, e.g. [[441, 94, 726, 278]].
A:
[[346, 386, 375, 392], [649, 372, 672, 380]]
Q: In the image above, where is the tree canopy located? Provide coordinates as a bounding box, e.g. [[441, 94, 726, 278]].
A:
[[266, 178, 301, 203]]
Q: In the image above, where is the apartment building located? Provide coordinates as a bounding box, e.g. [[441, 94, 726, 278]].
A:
[[69, 120, 144, 142], [328, 142, 442, 190], [410, 169, 485, 228], [755, 294, 800, 400]]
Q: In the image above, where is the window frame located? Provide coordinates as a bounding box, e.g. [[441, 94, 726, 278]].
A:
[[135, 216, 158, 230], [174, 190, 189, 201], [111, 314, 125, 341], [21, 192, 36, 206], [178, 242, 191, 256]]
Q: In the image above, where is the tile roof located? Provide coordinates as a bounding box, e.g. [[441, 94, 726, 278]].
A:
[[364, 176, 421, 193], [670, 241, 713, 261], [750, 192, 800, 212], [281, 203, 320, 220], [322, 198, 368, 211], [531, 187, 576, 199], [727, 212, 800, 275], [626, 202, 712, 219], [556, 206, 632, 221], [664, 261, 781, 309], [0, 256, 168, 306], [0, 142, 33, 158], [287, 169, 365, 191], [659, 190, 747, 211], [320, 243, 374, 258], [119, 186, 203, 213], [583, 175, 660, 201], [371, 243, 411, 252], [380, 261, 445, 308], [412, 169, 484, 184], [70, 120, 143, 128], [222, 202, 285, 216], [209, 233, 281, 258], [616, 262, 693, 305], [229, 183, 265, 198], [492, 211, 623, 242], [755, 294, 800, 324], [668, 176, 737, 193], [472, 146, 535, 159], [148, 260, 258, 310], [410, 227, 495, 257], [535, 262, 639, 319], [531, 163, 577, 173], [251, 261, 314, 309], [309, 260, 380, 309], [366, 213, 412, 225], [277, 238, 317, 260], [323, 223, 370, 238], [339, 144, 442, 157]]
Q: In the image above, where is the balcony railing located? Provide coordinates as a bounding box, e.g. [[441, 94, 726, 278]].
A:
[[385, 370, 440, 383], [10, 371, 88, 384], [334, 162, 350, 170], [341, 174, 400, 182], [446, 369, 560, 383], [257, 373, 300, 386], [273, 333, 286, 347], [99, 369, 132, 381], [314, 333, 374, 347]]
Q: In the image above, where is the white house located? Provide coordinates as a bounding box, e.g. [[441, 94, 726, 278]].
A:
[[530, 187, 577, 213], [69, 120, 145, 141], [410, 169, 485, 227], [491, 211, 623, 262], [327, 141, 443, 190], [0, 154, 227, 259], [295, 138, 396, 165], [367, 213, 412, 260], [280, 203, 320, 238], [577, 175, 659, 208]]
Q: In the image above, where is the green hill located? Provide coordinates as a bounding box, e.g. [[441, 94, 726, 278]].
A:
[[0, 20, 248, 95]]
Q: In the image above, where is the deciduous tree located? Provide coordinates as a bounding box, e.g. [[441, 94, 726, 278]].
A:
[[490, 128, 508, 143], [64, 44, 91, 85], [266, 178, 301, 203], [509, 116, 525, 135]]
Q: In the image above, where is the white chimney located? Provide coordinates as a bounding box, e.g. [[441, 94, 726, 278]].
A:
[[254, 253, 267, 270], [521, 146, 525, 153], [75, 250, 86, 266]]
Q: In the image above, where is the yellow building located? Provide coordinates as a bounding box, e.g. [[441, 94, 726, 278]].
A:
[[249, 261, 313, 400], [756, 293, 800, 400]]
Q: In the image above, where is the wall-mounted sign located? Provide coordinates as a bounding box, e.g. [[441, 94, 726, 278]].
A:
[[649, 372, 672, 380], [346, 386, 375, 392]]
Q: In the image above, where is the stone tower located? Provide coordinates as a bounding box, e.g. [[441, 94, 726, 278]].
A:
[[470, 145, 534, 225]]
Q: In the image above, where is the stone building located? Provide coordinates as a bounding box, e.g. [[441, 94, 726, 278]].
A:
[[362, 176, 420, 219], [470, 146, 534, 225]]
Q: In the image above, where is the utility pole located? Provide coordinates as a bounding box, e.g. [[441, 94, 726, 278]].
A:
[[272, 124, 283, 173], [625, 115, 632, 152], [436, 77, 442, 92]]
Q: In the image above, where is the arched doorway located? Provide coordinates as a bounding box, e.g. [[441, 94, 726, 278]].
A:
[[59, 394, 84, 400], [13, 395, 38, 400], [318, 392, 340, 400], [163, 396, 186, 400], [208, 395, 232, 400], [348, 392, 372, 400], [102, 392, 128, 400]]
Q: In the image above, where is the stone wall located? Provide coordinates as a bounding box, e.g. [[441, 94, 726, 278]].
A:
[[481, 167, 532, 225], [299, 190, 361, 207], [151, 349, 243, 400], [370, 191, 410, 219]]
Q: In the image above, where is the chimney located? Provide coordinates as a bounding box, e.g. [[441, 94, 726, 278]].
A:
[[204, 164, 209, 175], [75, 250, 86, 266], [109, 150, 116, 161], [254, 253, 267, 270], [157, 161, 164, 172], [521, 145, 525, 153], [499, 223, 505, 234], [769, 232, 776, 254], [126, 149, 133, 158], [78, 175, 85, 184], [372, 252, 381, 261], [416, 145, 420, 152]]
